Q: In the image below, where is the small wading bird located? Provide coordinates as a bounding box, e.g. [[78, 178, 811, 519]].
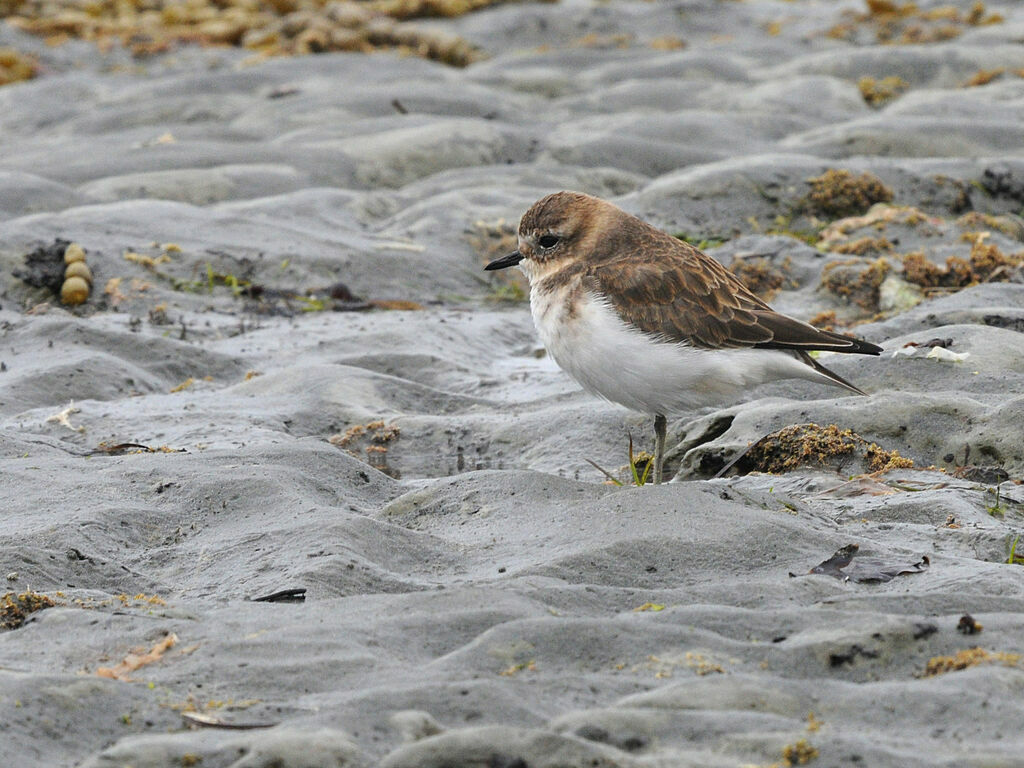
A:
[[485, 191, 882, 484]]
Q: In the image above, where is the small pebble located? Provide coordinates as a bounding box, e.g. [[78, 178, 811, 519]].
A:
[[63, 243, 86, 264], [61, 275, 90, 306], [64, 260, 93, 284]]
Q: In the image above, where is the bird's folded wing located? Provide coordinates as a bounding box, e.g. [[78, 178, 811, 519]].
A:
[[750, 311, 882, 354], [586, 244, 880, 355]]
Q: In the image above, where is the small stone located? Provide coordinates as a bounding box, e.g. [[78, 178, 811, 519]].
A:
[[63, 242, 86, 264], [61, 275, 90, 306], [389, 710, 444, 742], [64, 260, 93, 285]]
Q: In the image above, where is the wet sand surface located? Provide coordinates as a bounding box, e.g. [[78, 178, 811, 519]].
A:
[[2, 1, 1024, 765]]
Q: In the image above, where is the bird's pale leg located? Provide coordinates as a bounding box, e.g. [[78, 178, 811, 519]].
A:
[[653, 413, 667, 485]]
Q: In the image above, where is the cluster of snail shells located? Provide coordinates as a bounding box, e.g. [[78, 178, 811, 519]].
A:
[[60, 243, 92, 306]]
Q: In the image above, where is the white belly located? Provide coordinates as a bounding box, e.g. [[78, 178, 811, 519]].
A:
[[530, 286, 824, 414]]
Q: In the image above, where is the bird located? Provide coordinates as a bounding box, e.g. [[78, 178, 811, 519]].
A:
[[485, 191, 882, 484]]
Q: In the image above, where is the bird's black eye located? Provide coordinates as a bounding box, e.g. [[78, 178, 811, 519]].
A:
[[538, 235, 560, 249]]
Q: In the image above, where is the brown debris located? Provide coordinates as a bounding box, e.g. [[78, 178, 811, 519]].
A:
[[923, 647, 1020, 677], [96, 632, 179, 681], [13, 238, 72, 296], [857, 75, 908, 107], [93, 441, 186, 455], [649, 35, 686, 51], [963, 67, 1006, 87], [901, 239, 1024, 291], [330, 420, 401, 476], [796, 543, 929, 583], [782, 739, 819, 766], [828, 236, 893, 256], [4, 0, 503, 67], [332, 420, 400, 449], [740, 423, 913, 475], [370, 299, 425, 311], [807, 310, 838, 331], [1, 590, 57, 630], [957, 614, 983, 635], [817, 204, 932, 250], [727, 255, 796, 301], [0, 46, 37, 86], [820, 257, 891, 311], [805, 169, 893, 219], [955, 212, 1024, 242], [826, 0, 1002, 46]]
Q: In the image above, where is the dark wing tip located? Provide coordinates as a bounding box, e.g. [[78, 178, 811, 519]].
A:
[[751, 311, 883, 356]]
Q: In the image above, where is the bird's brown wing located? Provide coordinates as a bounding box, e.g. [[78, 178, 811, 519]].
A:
[[587, 240, 881, 355]]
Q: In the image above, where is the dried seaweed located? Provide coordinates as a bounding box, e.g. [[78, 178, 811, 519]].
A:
[[805, 169, 893, 219], [923, 647, 1020, 677], [737, 423, 914, 475], [1, 590, 57, 630]]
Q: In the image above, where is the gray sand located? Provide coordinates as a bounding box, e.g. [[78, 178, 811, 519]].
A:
[[2, 1, 1024, 766]]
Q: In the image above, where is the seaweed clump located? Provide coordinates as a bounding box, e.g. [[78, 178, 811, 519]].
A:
[[0, 47, 37, 86], [857, 75, 908, 107], [2, 0, 510, 67], [826, 0, 1003, 46], [805, 170, 893, 219], [923, 647, 1020, 677], [330, 420, 401, 477], [2, 590, 57, 630], [728, 255, 795, 302], [739, 423, 913, 475], [782, 739, 820, 766], [816, 204, 931, 251], [12, 238, 71, 296], [902, 238, 1024, 290], [828, 236, 893, 256], [960, 68, 1024, 88], [820, 257, 891, 311], [955, 212, 1024, 241]]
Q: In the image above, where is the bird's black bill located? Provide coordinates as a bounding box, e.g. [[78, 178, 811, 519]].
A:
[[484, 250, 523, 271]]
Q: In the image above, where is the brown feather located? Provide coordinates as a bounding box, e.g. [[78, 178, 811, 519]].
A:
[[573, 213, 880, 356]]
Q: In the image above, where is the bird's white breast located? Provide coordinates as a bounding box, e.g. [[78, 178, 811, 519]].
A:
[[529, 281, 822, 414]]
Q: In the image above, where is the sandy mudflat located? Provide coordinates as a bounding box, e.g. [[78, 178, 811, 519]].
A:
[[2, 1, 1024, 766]]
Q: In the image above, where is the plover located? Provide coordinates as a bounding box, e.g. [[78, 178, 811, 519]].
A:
[[485, 191, 882, 484]]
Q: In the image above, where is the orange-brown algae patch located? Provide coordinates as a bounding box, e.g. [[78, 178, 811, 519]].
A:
[[901, 239, 1024, 291], [923, 647, 1021, 677], [857, 75, 908, 107], [782, 739, 820, 766], [828, 236, 893, 256], [805, 169, 893, 219], [5, 0, 497, 67], [825, 0, 1002, 46], [0, 47, 37, 86], [820, 257, 891, 311], [816, 204, 933, 251], [963, 67, 1006, 87], [1, 590, 57, 630], [807, 310, 838, 331], [728, 255, 796, 301], [96, 632, 178, 681], [743, 423, 913, 475]]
